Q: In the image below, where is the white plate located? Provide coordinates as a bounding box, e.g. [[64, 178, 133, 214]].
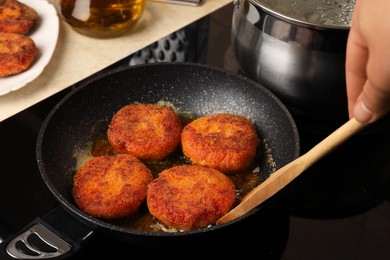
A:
[[0, 0, 59, 96]]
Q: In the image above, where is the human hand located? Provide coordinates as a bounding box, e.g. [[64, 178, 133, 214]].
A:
[[345, 0, 390, 124]]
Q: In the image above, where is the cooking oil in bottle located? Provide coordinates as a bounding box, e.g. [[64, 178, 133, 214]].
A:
[[60, 0, 145, 38]]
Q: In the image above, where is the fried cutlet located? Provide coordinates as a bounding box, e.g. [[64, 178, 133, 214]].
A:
[[107, 104, 182, 161], [0, 0, 38, 35], [73, 154, 153, 219], [181, 113, 260, 174], [0, 32, 37, 77], [147, 165, 236, 231]]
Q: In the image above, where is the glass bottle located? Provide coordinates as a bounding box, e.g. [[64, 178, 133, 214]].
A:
[[60, 0, 145, 38]]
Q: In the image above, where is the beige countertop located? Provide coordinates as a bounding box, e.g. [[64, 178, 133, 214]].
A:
[[0, 0, 231, 122]]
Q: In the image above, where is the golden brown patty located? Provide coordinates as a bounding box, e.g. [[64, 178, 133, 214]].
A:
[[73, 154, 153, 219], [181, 113, 260, 174], [147, 165, 236, 231], [0, 32, 37, 77], [0, 0, 38, 34], [107, 104, 182, 161]]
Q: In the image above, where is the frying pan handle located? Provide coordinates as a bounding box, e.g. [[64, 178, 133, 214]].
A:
[[0, 220, 71, 259], [0, 206, 95, 259]]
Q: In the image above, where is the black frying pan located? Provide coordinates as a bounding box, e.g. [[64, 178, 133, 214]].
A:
[[0, 63, 300, 259]]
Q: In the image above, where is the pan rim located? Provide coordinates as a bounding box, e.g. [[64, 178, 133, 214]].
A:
[[36, 62, 300, 237]]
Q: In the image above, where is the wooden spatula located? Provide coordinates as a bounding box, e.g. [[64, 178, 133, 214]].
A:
[[217, 118, 365, 224]]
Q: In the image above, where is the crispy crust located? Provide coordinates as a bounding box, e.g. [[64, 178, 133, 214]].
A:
[[73, 154, 153, 219], [107, 104, 182, 161], [147, 165, 236, 231], [0, 32, 37, 77], [0, 0, 38, 34], [181, 113, 260, 174]]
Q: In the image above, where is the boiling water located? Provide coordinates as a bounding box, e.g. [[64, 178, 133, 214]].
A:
[[259, 0, 356, 27]]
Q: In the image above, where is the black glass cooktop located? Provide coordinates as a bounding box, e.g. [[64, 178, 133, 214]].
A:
[[1, 57, 390, 259]]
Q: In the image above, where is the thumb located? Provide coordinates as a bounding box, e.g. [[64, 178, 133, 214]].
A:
[[353, 80, 390, 124]]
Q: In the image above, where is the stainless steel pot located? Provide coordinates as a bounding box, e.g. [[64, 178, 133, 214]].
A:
[[231, 0, 354, 123]]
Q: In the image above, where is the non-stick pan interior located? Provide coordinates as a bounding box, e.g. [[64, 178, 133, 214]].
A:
[[37, 62, 300, 238]]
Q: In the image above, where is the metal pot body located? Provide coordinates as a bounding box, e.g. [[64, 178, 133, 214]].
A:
[[232, 0, 350, 122]]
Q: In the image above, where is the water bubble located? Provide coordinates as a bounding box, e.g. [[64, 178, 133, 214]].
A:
[[259, 0, 355, 27]]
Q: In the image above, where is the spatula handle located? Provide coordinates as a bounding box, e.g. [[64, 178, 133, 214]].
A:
[[217, 118, 365, 224], [299, 118, 365, 169]]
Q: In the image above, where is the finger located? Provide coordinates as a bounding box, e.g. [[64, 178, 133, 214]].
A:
[[345, 28, 368, 119], [354, 78, 390, 124]]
